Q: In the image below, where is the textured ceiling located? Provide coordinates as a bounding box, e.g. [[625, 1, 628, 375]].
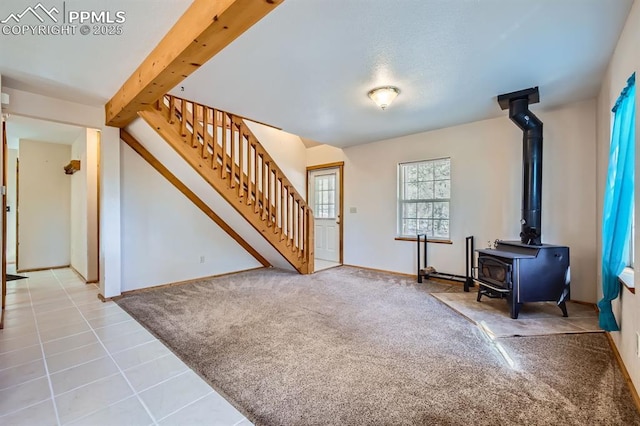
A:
[[0, 0, 634, 148], [0, 0, 192, 105], [178, 0, 634, 147]]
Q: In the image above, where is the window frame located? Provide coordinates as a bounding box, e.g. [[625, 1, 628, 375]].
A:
[[628, 203, 635, 269], [621, 204, 634, 293], [313, 172, 337, 220], [397, 157, 451, 241]]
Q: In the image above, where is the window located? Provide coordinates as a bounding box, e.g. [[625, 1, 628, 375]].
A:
[[314, 173, 336, 219], [398, 158, 450, 239]]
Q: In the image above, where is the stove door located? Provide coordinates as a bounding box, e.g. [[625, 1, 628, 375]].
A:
[[478, 256, 513, 290]]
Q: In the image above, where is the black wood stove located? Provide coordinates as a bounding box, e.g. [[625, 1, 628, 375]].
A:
[[476, 241, 570, 319], [474, 87, 571, 318]]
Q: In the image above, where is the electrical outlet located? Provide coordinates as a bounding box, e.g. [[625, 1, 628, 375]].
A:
[[350, 207, 357, 213], [199, 256, 205, 264]]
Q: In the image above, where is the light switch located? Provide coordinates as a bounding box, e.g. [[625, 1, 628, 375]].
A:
[[349, 207, 357, 213]]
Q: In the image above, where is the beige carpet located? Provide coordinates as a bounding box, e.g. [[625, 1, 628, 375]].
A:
[[431, 292, 601, 338], [117, 267, 639, 425]]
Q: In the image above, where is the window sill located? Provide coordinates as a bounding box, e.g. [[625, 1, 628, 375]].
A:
[[395, 237, 453, 244], [618, 267, 635, 294]]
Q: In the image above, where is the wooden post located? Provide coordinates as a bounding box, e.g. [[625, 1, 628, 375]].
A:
[[264, 162, 270, 224], [230, 119, 236, 189], [247, 143, 253, 206], [169, 96, 176, 124], [280, 181, 286, 239], [203, 105, 211, 163], [254, 149, 260, 213], [305, 209, 314, 274], [238, 130, 244, 198], [221, 113, 227, 179], [180, 100, 188, 137], [211, 108, 218, 170]]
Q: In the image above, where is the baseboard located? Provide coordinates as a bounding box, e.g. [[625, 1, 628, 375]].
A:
[[69, 266, 87, 283], [343, 266, 603, 301], [68, 267, 98, 284], [569, 299, 598, 310], [17, 264, 70, 273], [343, 264, 469, 288], [97, 293, 122, 302], [342, 264, 415, 278], [605, 332, 640, 412], [119, 266, 269, 297]]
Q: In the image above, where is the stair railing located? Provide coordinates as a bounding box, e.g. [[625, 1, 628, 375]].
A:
[[154, 94, 314, 272]]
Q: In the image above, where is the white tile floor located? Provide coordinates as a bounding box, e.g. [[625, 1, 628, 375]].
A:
[[314, 259, 341, 272], [0, 268, 252, 426]]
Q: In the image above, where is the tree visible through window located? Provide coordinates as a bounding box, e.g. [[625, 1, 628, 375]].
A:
[[314, 173, 336, 219], [398, 158, 450, 239]]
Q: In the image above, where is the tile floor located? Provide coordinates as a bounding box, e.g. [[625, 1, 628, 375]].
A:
[[431, 291, 601, 338], [314, 259, 341, 272], [0, 268, 252, 426]]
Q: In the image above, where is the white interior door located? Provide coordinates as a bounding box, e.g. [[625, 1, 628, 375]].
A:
[[308, 168, 341, 263]]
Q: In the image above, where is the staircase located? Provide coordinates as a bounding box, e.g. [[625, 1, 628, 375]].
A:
[[138, 95, 314, 274]]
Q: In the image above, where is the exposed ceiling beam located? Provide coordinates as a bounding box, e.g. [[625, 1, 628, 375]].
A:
[[105, 0, 283, 128]]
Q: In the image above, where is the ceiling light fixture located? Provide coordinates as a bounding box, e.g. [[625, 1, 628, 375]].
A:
[[368, 86, 400, 110]]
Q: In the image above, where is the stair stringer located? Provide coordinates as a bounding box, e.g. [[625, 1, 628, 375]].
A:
[[126, 117, 295, 271]]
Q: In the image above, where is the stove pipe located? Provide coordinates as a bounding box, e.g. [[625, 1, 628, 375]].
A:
[[497, 87, 543, 246]]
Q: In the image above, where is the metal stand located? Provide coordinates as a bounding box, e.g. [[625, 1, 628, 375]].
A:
[[464, 236, 474, 292], [417, 235, 475, 292]]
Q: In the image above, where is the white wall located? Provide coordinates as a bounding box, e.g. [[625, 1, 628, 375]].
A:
[[70, 131, 88, 278], [86, 129, 99, 282], [308, 100, 598, 303], [127, 117, 294, 272], [6, 149, 18, 263], [245, 121, 307, 195], [3, 88, 103, 130], [120, 141, 261, 291], [70, 129, 99, 282], [596, 0, 640, 395], [306, 145, 346, 168], [18, 140, 71, 270], [99, 126, 121, 298]]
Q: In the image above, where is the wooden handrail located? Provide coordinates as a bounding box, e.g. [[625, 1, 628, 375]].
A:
[[148, 94, 314, 273]]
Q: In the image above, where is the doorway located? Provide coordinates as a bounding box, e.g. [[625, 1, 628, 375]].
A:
[[4, 116, 100, 279], [307, 162, 344, 271], [2, 118, 7, 328]]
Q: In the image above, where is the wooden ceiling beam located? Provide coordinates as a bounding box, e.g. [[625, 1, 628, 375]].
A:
[[105, 0, 283, 128]]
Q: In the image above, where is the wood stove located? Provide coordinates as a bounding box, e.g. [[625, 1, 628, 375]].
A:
[[473, 87, 571, 318], [476, 241, 570, 319]]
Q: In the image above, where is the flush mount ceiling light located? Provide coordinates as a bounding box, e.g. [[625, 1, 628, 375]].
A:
[[368, 86, 400, 110]]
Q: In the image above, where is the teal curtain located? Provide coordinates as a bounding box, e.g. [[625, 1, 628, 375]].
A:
[[598, 73, 635, 332]]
